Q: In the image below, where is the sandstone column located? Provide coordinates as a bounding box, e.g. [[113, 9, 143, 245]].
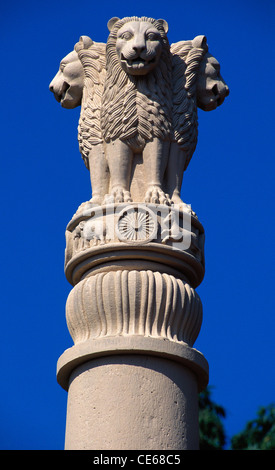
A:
[[56, 203, 208, 449], [49, 14, 229, 450]]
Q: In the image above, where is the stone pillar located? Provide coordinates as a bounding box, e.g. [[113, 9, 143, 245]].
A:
[[49, 14, 230, 450], [57, 203, 209, 449]]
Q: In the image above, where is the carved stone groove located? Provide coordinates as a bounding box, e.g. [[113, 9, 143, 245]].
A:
[[66, 270, 202, 347]]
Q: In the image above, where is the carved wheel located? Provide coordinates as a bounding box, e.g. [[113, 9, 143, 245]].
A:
[[116, 205, 158, 244]]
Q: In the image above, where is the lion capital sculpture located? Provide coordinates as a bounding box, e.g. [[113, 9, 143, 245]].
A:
[[49, 16, 229, 207]]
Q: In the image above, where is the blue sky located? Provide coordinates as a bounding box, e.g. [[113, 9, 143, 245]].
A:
[[0, 0, 274, 450]]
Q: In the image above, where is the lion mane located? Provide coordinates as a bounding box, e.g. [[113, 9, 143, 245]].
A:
[[171, 36, 208, 170], [100, 16, 173, 151], [74, 36, 106, 169]]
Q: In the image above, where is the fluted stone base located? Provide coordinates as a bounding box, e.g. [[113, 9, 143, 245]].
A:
[[65, 270, 203, 346]]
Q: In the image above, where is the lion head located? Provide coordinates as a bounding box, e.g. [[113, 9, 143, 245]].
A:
[[197, 52, 229, 111], [170, 36, 229, 171], [49, 37, 106, 170], [107, 16, 168, 76], [49, 50, 84, 109]]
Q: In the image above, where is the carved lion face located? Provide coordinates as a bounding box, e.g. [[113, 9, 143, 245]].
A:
[[197, 53, 229, 111], [115, 21, 164, 76], [49, 50, 84, 108]]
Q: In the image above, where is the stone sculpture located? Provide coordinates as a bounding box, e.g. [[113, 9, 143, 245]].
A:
[[50, 16, 229, 208], [50, 16, 229, 450]]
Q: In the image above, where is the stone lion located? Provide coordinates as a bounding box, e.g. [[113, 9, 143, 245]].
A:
[[101, 16, 173, 205], [101, 16, 229, 205], [49, 16, 229, 207], [101, 17, 175, 203], [165, 36, 229, 204], [49, 37, 109, 206]]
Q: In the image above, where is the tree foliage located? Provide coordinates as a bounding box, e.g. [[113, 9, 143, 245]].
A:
[[199, 387, 275, 450], [199, 387, 226, 450], [230, 404, 275, 450]]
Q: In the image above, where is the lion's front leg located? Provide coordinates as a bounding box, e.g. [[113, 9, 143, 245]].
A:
[[143, 138, 171, 205], [103, 140, 133, 204], [87, 144, 109, 206]]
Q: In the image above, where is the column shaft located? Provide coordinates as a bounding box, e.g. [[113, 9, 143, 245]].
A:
[[65, 355, 199, 450]]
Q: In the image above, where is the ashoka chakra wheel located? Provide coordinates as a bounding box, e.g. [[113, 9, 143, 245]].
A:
[[116, 205, 158, 244]]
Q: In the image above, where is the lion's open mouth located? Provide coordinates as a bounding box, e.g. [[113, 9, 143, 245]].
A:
[[212, 83, 229, 107], [54, 82, 70, 103], [61, 82, 70, 101], [121, 54, 156, 67]]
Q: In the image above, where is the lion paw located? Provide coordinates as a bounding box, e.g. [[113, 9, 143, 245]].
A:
[[103, 188, 133, 204], [145, 186, 171, 205], [89, 195, 103, 206], [171, 195, 196, 216]]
